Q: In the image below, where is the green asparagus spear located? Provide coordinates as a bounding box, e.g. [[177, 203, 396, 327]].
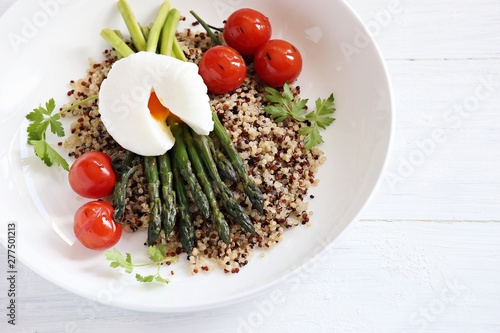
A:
[[182, 125, 231, 244], [141, 25, 150, 41], [113, 29, 124, 40], [160, 8, 182, 56], [172, 154, 194, 254], [168, 118, 210, 218], [157, 153, 176, 237], [191, 131, 256, 234], [100, 28, 135, 58], [172, 38, 188, 62], [218, 189, 256, 234], [144, 155, 163, 245], [145, 0, 171, 52], [112, 30, 126, 60], [211, 110, 264, 213], [112, 150, 136, 224], [117, 0, 147, 51], [207, 134, 237, 182]]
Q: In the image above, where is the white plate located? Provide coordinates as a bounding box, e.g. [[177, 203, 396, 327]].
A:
[[0, 0, 393, 312]]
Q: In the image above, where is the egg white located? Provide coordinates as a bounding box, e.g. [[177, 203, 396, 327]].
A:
[[98, 52, 213, 156]]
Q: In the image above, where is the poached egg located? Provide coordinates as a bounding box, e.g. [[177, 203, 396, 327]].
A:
[[98, 51, 213, 156]]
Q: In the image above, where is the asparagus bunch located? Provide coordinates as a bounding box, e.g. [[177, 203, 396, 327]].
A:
[[168, 117, 210, 218], [174, 121, 232, 244], [211, 111, 264, 213], [190, 130, 256, 234], [104, 0, 264, 252]]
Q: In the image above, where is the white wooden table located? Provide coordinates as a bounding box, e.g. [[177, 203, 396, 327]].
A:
[[1, 0, 500, 332]]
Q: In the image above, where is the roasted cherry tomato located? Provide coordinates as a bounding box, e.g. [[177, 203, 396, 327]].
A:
[[198, 45, 247, 94], [223, 8, 272, 56], [69, 151, 116, 199], [74, 200, 122, 250], [254, 39, 303, 87]]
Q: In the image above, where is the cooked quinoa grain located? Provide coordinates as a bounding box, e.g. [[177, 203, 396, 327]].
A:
[[63, 30, 325, 274]]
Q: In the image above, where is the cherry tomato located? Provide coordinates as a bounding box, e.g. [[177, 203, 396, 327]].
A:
[[254, 39, 303, 87], [74, 201, 122, 250], [198, 45, 247, 94], [223, 8, 272, 56], [69, 151, 116, 199]]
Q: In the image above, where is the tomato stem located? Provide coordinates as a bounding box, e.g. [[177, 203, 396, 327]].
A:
[[207, 24, 223, 32]]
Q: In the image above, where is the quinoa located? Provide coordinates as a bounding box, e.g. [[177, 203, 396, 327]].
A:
[[63, 30, 326, 274]]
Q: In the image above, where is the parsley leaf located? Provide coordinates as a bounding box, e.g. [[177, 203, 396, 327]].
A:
[[148, 243, 167, 263], [264, 84, 336, 149], [136, 274, 155, 283], [105, 248, 134, 274], [25, 95, 98, 171], [31, 140, 70, 170], [26, 97, 70, 170], [104, 245, 175, 285], [154, 275, 170, 284], [26, 99, 64, 141], [264, 83, 309, 123], [300, 94, 336, 149]]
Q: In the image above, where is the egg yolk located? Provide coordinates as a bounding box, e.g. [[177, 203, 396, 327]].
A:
[[148, 91, 170, 123]]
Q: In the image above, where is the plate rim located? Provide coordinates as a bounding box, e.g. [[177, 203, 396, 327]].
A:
[[0, 0, 394, 313]]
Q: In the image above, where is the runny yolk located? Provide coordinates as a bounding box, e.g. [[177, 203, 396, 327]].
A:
[[148, 91, 170, 123]]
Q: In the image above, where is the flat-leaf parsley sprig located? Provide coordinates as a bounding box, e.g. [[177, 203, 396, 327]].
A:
[[105, 244, 177, 284], [26, 95, 98, 171], [263, 83, 336, 149]]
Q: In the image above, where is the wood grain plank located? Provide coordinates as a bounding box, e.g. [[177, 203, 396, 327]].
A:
[[361, 58, 500, 220], [346, 0, 500, 60], [0, 0, 13, 13], [1, 221, 499, 333]]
